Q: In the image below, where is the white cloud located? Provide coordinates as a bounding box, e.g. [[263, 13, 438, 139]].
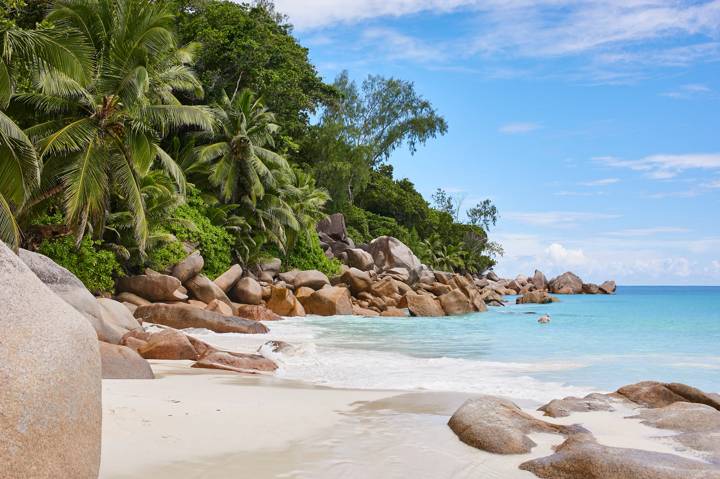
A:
[[703, 179, 720, 188], [498, 122, 541, 134], [580, 178, 620, 186], [504, 211, 620, 227], [596, 153, 720, 179], [605, 227, 690, 237], [545, 243, 587, 267], [361, 28, 445, 62], [662, 83, 713, 99]]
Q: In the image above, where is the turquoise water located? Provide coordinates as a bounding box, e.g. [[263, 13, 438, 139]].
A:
[[298, 286, 720, 393]]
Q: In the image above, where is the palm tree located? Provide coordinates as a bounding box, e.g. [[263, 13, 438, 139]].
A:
[[194, 88, 292, 205], [20, 0, 213, 251], [0, 16, 91, 248]]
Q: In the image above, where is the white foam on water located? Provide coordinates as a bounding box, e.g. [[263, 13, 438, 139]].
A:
[[189, 318, 593, 402]]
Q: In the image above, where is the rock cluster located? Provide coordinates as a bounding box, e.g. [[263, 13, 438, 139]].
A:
[[448, 381, 720, 479]]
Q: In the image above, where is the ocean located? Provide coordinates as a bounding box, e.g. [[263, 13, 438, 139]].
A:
[[201, 286, 720, 402]]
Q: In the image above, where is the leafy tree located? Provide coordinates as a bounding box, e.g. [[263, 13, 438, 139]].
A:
[[21, 0, 212, 251], [172, 0, 334, 138], [467, 199, 498, 231]]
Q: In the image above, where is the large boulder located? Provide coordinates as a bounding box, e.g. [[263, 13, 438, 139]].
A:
[[600, 280, 617, 294], [549, 271, 584, 294], [532, 270, 548, 290], [2, 243, 102, 478], [368, 236, 422, 277], [520, 433, 720, 479], [134, 303, 268, 334], [213, 264, 243, 293], [582, 283, 601, 294], [448, 395, 579, 454], [539, 393, 616, 418], [405, 293, 445, 317], [303, 286, 353, 316], [340, 267, 373, 295], [316, 212, 349, 242], [617, 381, 720, 411], [516, 291, 559, 304], [185, 274, 232, 306], [137, 329, 198, 360], [170, 251, 204, 283], [117, 274, 186, 302], [192, 351, 278, 374], [293, 269, 330, 290], [95, 297, 143, 344], [233, 304, 282, 321], [266, 286, 305, 317], [99, 342, 155, 379], [19, 248, 104, 320], [439, 289, 473, 316], [259, 257, 282, 279], [346, 248, 374, 270], [230, 277, 263, 305]]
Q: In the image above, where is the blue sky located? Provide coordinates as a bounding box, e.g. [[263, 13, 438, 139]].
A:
[[272, 0, 720, 285]]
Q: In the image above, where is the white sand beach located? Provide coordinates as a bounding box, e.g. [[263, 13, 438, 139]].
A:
[[100, 361, 701, 479]]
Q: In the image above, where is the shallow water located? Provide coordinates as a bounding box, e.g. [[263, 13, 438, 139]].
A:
[[196, 286, 720, 401]]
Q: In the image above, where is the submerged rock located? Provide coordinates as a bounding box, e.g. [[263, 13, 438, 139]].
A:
[[516, 291, 559, 304]]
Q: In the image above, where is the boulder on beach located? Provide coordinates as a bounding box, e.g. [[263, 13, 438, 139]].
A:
[[448, 395, 580, 454], [184, 274, 232, 306], [206, 298, 233, 316], [170, 251, 204, 283], [293, 269, 330, 290], [137, 329, 199, 360], [117, 273, 186, 302], [582, 283, 601, 294], [539, 393, 615, 418], [266, 286, 305, 316], [213, 264, 243, 292], [439, 289, 473, 316], [100, 342, 155, 379], [134, 303, 269, 334], [532, 270, 548, 290], [317, 212, 349, 242], [549, 271, 584, 294], [405, 293, 445, 317], [616, 381, 720, 410], [233, 304, 282, 321], [193, 351, 278, 374], [1, 243, 102, 478], [115, 291, 151, 307], [340, 267, 373, 294], [368, 236, 422, 277], [303, 286, 354, 316], [230, 277, 263, 305], [519, 433, 720, 479], [95, 297, 144, 344], [346, 247, 374, 270]]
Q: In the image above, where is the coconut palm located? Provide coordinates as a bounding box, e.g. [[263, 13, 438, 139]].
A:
[[0, 16, 92, 248], [19, 0, 213, 251], [194, 88, 292, 205]]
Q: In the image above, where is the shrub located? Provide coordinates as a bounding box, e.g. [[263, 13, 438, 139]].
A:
[[38, 236, 123, 294], [146, 241, 188, 273], [165, 192, 235, 278], [285, 233, 341, 276]]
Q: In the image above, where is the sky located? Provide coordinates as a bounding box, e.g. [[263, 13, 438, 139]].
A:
[[271, 0, 720, 285]]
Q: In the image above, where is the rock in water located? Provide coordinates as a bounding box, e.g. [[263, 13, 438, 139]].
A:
[[405, 293, 445, 317], [192, 351, 278, 374], [532, 269, 548, 290], [538, 314, 551, 324], [600, 280, 617, 294], [549, 271, 584, 294], [517, 291, 559, 304], [134, 303, 269, 334], [439, 289, 473, 316], [1, 242, 102, 478]]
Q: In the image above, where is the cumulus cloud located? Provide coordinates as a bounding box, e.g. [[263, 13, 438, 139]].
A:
[[498, 122, 541, 134], [662, 83, 713, 99], [544, 243, 587, 267], [580, 178, 620, 186], [596, 153, 720, 179], [605, 227, 690, 237]]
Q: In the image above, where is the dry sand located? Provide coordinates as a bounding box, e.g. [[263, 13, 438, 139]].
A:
[[100, 361, 696, 479]]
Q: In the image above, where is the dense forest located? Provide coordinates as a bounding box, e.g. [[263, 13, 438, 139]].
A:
[[0, 0, 501, 293]]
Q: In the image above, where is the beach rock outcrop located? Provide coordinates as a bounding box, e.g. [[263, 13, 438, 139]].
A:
[[303, 286, 354, 316], [617, 381, 720, 410], [293, 269, 330, 290], [213, 264, 243, 292], [532, 270, 548, 290], [117, 273, 186, 302], [184, 274, 232, 307], [231, 277, 263, 305], [100, 341, 155, 379], [519, 433, 720, 479], [549, 271, 584, 294], [170, 251, 204, 283], [448, 395, 581, 454], [346, 248, 374, 270], [2, 243, 102, 478], [368, 236, 422, 278], [266, 286, 306, 316], [340, 267, 373, 294], [405, 293, 445, 317], [137, 328, 199, 360], [95, 297, 144, 344], [317, 212, 350, 242], [600, 280, 617, 294], [516, 291, 559, 304], [134, 303, 269, 334], [192, 351, 278, 374], [539, 393, 615, 418], [233, 304, 282, 321], [439, 289, 473, 316]]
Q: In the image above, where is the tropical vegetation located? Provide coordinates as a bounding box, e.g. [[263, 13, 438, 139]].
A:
[[1, 0, 501, 292]]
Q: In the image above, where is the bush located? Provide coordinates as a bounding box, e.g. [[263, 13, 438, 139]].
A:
[[285, 233, 341, 276], [146, 241, 188, 273], [38, 235, 123, 294], [165, 191, 235, 279]]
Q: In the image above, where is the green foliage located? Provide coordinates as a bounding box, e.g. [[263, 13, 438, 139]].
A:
[[165, 190, 234, 278], [284, 233, 341, 277], [146, 240, 187, 272], [38, 235, 123, 293]]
